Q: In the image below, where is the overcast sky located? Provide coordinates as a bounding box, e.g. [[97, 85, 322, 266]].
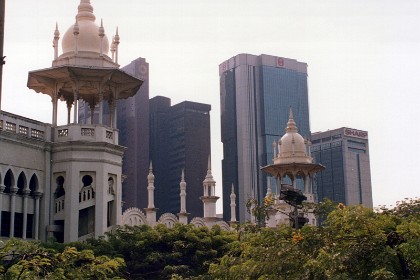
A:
[[2, 0, 419, 211]]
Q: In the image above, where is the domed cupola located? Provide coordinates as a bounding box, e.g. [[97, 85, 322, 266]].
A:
[[53, 0, 118, 68], [274, 108, 312, 164]]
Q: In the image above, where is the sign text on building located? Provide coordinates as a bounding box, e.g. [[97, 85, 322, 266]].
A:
[[344, 128, 368, 139]]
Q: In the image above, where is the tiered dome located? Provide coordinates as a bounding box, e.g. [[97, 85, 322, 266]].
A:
[[61, 0, 109, 56]]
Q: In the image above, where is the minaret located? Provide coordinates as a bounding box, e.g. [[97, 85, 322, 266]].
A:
[[99, 19, 105, 57], [53, 23, 60, 60], [200, 156, 219, 226], [113, 27, 120, 64], [144, 162, 157, 226], [229, 184, 237, 226], [177, 169, 189, 224]]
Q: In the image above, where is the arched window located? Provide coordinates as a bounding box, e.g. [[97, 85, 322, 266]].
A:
[[17, 172, 27, 195], [4, 170, 14, 194], [29, 174, 39, 196], [55, 176, 65, 198], [82, 175, 93, 187]]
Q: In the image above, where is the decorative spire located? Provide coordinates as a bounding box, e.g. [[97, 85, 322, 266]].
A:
[[99, 19, 105, 57], [147, 161, 155, 208], [114, 27, 120, 64], [147, 161, 154, 182], [76, 0, 95, 22], [99, 19, 105, 37], [230, 183, 236, 223], [180, 169, 187, 214], [207, 155, 211, 173], [286, 107, 298, 133], [53, 23, 60, 60]]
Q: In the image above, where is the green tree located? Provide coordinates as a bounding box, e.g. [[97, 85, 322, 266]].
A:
[[0, 239, 125, 279], [75, 223, 236, 279], [209, 202, 420, 279]]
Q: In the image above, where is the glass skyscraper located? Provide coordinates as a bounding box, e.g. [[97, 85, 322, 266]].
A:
[[311, 128, 373, 208], [219, 54, 310, 222]]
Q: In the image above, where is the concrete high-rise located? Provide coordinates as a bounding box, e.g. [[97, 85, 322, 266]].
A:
[[219, 53, 310, 222], [79, 57, 150, 210], [311, 128, 373, 207], [149, 96, 211, 219]]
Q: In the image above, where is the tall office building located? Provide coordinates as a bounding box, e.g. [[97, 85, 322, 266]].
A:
[[79, 57, 150, 210], [149, 96, 211, 219], [219, 53, 310, 222], [311, 128, 373, 207]]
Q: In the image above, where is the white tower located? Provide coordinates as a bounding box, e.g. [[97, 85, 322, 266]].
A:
[[229, 184, 237, 227], [200, 156, 219, 226], [26, 0, 143, 242], [144, 162, 157, 226], [177, 169, 189, 224]]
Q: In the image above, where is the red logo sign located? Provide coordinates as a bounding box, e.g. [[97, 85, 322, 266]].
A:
[[344, 128, 368, 139], [277, 57, 284, 67]]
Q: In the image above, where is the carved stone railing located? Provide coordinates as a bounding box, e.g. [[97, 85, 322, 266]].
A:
[[54, 124, 118, 144], [0, 111, 50, 140]]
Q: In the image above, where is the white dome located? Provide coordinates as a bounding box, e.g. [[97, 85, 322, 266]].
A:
[[61, 1, 109, 56], [275, 109, 311, 164]]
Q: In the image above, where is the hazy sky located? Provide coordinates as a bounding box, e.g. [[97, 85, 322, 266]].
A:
[[2, 0, 419, 211]]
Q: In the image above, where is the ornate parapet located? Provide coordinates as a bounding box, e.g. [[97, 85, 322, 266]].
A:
[[121, 207, 147, 226], [55, 124, 118, 144]]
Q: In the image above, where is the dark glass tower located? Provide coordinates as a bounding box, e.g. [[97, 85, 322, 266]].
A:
[[311, 128, 373, 207], [219, 54, 310, 222], [149, 96, 211, 219]]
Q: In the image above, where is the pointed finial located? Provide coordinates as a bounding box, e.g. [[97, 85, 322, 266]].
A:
[[149, 161, 153, 172], [230, 183, 236, 200], [207, 155, 211, 172], [114, 27, 120, 43], [99, 19, 105, 36], [286, 107, 298, 133], [181, 168, 185, 181], [54, 22, 60, 37]]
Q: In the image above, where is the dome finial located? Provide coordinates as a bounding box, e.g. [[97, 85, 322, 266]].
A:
[[77, 0, 95, 22], [286, 107, 298, 133], [207, 155, 211, 172]]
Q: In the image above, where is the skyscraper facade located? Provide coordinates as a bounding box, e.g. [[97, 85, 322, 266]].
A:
[[79, 57, 150, 210], [149, 96, 211, 219], [219, 53, 310, 222], [311, 127, 373, 207]]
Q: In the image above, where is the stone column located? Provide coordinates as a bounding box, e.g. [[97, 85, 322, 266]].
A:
[[67, 100, 72, 125], [52, 95, 58, 126], [22, 189, 30, 239], [9, 186, 18, 238], [98, 91, 103, 125], [34, 192, 42, 240], [0, 184, 4, 234], [90, 103, 95, 125], [73, 90, 78, 124]]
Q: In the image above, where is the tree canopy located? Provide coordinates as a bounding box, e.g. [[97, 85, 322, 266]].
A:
[[1, 198, 418, 279]]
